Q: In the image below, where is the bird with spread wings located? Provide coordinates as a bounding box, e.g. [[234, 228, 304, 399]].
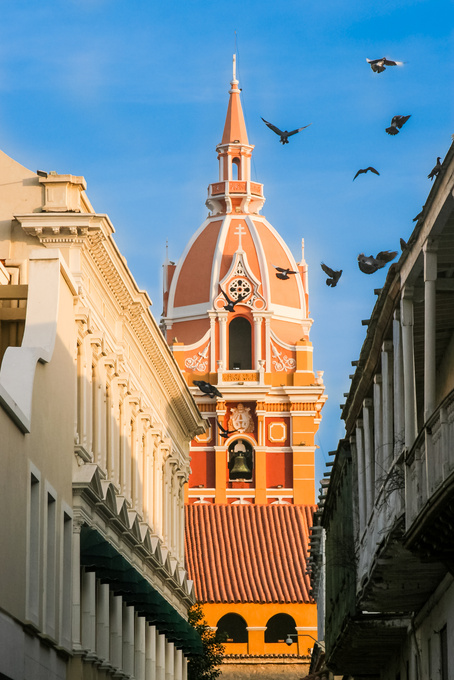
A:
[[261, 118, 312, 145]]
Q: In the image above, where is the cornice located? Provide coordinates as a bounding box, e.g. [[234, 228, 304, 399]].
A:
[[16, 211, 204, 440]]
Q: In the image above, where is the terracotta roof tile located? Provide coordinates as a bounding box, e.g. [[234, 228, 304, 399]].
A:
[[185, 504, 315, 603]]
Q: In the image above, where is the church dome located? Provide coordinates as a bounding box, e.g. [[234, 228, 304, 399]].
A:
[[162, 58, 314, 377]]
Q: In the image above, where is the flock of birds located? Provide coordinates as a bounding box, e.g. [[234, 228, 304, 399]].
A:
[[261, 56, 444, 288], [189, 56, 444, 404]]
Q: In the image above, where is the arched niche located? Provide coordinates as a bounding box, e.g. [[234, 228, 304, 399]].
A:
[[265, 613, 297, 643], [228, 438, 254, 481], [217, 613, 248, 643], [228, 317, 252, 370]]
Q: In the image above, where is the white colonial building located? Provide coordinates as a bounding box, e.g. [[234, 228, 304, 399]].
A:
[[0, 150, 205, 680], [310, 139, 454, 680]]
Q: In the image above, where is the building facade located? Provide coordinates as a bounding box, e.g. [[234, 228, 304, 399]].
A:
[[0, 150, 204, 679], [162, 61, 327, 680], [310, 139, 454, 679]]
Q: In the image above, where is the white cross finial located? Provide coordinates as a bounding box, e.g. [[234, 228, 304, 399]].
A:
[[234, 224, 246, 249]]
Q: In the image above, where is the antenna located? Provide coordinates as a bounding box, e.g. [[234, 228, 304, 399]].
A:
[[233, 54, 236, 81]]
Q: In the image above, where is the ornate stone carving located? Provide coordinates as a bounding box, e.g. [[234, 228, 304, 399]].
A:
[[184, 343, 210, 372], [271, 342, 296, 372], [228, 403, 254, 433]]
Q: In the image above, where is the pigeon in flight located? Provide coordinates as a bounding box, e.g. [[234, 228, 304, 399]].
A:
[[320, 263, 342, 287], [217, 420, 238, 439], [353, 167, 380, 181], [261, 118, 312, 145], [358, 251, 398, 275], [366, 57, 404, 73], [428, 157, 442, 181], [272, 264, 299, 280], [221, 288, 247, 312], [386, 115, 411, 135], [193, 380, 223, 399]]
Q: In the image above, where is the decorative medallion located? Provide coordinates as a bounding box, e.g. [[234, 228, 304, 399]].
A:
[[228, 403, 254, 433], [228, 277, 252, 300]]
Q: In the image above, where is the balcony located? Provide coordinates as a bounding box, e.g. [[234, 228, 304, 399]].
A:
[[405, 388, 454, 565], [206, 180, 265, 215], [209, 181, 263, 197]]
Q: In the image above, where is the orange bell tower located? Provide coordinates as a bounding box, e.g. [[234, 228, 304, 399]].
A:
[[163, 58, 326, 680]]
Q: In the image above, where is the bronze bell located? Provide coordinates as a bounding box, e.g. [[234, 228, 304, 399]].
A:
[[230, 452, 251, 479]]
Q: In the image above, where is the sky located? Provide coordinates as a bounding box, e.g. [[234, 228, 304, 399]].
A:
[[1, 0, 453, 483]]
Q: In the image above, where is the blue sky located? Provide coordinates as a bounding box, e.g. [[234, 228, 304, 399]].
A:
[[1, 0, 452, 482]]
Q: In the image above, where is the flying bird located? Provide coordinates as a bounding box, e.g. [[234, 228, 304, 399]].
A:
[[428, 157, 442, 181], [353, 167, 380, 181], [193, 380, 223, 399], [217, 420, 238, 439], [366, 57, 404, 73], [261, 118, 312, 145], [221, 288, 247, 312], [358, 251, 398, 275], [320, 263, 342, 287], [272, 264, 299, 280], [386, 115, 411, 135]]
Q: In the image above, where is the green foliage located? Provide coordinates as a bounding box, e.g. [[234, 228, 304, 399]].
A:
[[187, 603, 226, 680]]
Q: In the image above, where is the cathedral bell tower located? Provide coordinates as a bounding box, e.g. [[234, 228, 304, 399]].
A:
[[206, 55, 265, 218], [163, 59, 326, 678]]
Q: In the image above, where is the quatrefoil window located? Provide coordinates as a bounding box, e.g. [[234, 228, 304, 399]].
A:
[[228, 278, 251, 300]]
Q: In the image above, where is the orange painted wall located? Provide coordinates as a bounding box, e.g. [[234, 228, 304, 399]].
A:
[[202, 601, 317, 656]]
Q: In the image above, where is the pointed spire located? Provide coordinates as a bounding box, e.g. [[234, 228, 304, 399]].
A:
[[221, 55, 248, 145]]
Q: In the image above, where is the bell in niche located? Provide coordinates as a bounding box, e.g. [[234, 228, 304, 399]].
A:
[[230, 440, 251, 480]]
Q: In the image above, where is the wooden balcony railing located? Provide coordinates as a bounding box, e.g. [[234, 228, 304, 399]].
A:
[[405, 388, 454, 529]]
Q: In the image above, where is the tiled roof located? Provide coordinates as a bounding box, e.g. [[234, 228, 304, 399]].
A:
[[185, 504, 315, 603]]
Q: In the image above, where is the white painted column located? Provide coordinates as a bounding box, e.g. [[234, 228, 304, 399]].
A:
[[373, 376, 383, 487], [154, 445, 164, 540], [166, 640, 175, 680], [71, 521, 82, 651], [182, 656, 188, 680], [96, 582, 110, 663], [109, 593, 123, 670], [123, 604, 135, 676], [381, 340, 394, 471], [209, 315, 216, 373], [424, 242, 437, 421], [253, 315, 263, 369], [175, 648, 183, 680], [401, 287, 418, 448], [81, 569, 96, 654], [146, 624, 157, 680], [265, 316, 271, 372], [349, 436, 360, 538], [92, 363, 102, 467], [355, 420, 367, 533], [156, 633, 166, 680], [363, 399, 375, 517], [135, 614, 146, 680], [393, 310, 405, 455], [218, 314, 228, 368]]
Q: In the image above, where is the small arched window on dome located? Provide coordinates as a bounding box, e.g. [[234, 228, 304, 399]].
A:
[[265, 613, 297, 643], [228, 317, 251, 370], [232, 157, 241, 180], [216, 613, 248, 643]]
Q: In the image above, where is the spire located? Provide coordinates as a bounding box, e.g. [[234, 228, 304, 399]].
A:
[[221, 55, 248, 145]]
